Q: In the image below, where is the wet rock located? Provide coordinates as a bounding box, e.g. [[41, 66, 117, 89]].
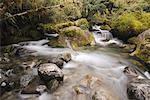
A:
[[5, 69, 15, 77], [0, 69, 7, 83], [0, 74, 7, 95], [48, 58, 64, 69], [123, 66, 149, 80], [127, 79, 150, 100], [58, 53, 71, 63], [123, 44, 136, 53], [0, 77, 20, 96], [1, 91, 18, 100], [0, 57, 10, 63], [123, 67, 138, 79], [0, 81, 13, 96], [38, 63, 63, 90], [14, 47, 35, 57], [128, 29, 150, 71], [47, 79, 59, 92], [21, 77, 46, 94], [0, 69, 21, 95], [20, 74, 35, 87], [20, 60, 38, 69], [47, 53, 71, 69], [36, 85, 47, 93]]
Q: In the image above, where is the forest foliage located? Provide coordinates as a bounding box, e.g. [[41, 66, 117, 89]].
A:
[[0, 0, 150, 45]]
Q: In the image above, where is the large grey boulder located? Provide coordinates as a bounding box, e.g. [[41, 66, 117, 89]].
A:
[[38, 63, 63, 91], [48, 57, 64, 69], [38, 63, 63, 82], [124, 66, 150, 100], [127, 79, 150, 100]]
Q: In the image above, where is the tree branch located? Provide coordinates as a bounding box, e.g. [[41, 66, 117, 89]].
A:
[[0, 5, 61, 21]]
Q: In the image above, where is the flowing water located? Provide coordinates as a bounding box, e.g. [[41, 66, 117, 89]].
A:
[[20, 42, 129, 100], [92, 25, 123, 47], [6, 26, 149, 100]]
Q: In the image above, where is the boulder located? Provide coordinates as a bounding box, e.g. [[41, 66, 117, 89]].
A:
[[128, 29, 150, 71], [127, 79, 150, 100], [58, 53, 71, 63], [123, 66, 138, 79], [20, 74, 35, 87], [0, 57, 10, 63], [38, 63, 63, 90], [1, 44, 34, 57], [48, 53, 71, 69], [21, 77, 47, 94], [46, 79, 60, 92], [61, 26, 94, 48], [0, 77, 20, 96], [48, 58, 64, 69], [45, 25, 94, 48]]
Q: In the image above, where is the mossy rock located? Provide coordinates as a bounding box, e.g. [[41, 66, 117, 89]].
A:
[[48, 37, 65, 48], [136, 44, 150, 64], [129, 29, 150, 70], [128, 37, 139, 44], [100, 25, 111, 30], [61, 26, 94, 47], [48, 26, 94, 49]]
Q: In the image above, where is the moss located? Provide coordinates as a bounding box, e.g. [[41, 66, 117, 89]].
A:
[[112, 12, 150, 40], [116, 13, 143, 33], [62, 26, 83, 37], [48, 37, 65, 48], [40, 21, 75, 33], [128, 37, 139, 44], [61, 26, 94, 48], [101, 25, 111, 30], [48, 7, 68, 24], [75, 18, 89, 30], [63, 3, 82, 20], [40, 18, 89, 33], [137, 12, 150, 29], [55, 22, 75, 29], [136, 46, 150, 63], [129, 29, 150, 68], [91, 12, 109, 24]]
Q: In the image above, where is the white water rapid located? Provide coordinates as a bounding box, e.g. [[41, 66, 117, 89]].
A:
[[17, 28, 148, 100], [17, 39, 130, 100], [92, 25, 123, 47]]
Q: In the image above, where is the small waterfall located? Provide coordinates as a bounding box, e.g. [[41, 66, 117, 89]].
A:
[[92, 25, 123, 47]]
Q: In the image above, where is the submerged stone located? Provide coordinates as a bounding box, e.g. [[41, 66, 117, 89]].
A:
[[72, 75, 119, 100]]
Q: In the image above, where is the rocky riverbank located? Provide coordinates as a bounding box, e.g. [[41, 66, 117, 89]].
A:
[[124, 29, 150, 72], [0, 40, 150, 100]]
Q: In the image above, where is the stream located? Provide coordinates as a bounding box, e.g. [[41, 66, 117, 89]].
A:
[[1, 26, 149, 100]]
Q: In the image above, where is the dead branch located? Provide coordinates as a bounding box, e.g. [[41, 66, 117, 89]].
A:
[[0, 5, 61, 21]]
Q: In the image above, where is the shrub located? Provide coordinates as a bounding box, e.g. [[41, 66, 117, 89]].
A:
[[40, 18, 89, 33], [75, 18, 89, 30], [63, 3, 82, 20], [116, 13, 143, 33], [112, 12, 150, 40]]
